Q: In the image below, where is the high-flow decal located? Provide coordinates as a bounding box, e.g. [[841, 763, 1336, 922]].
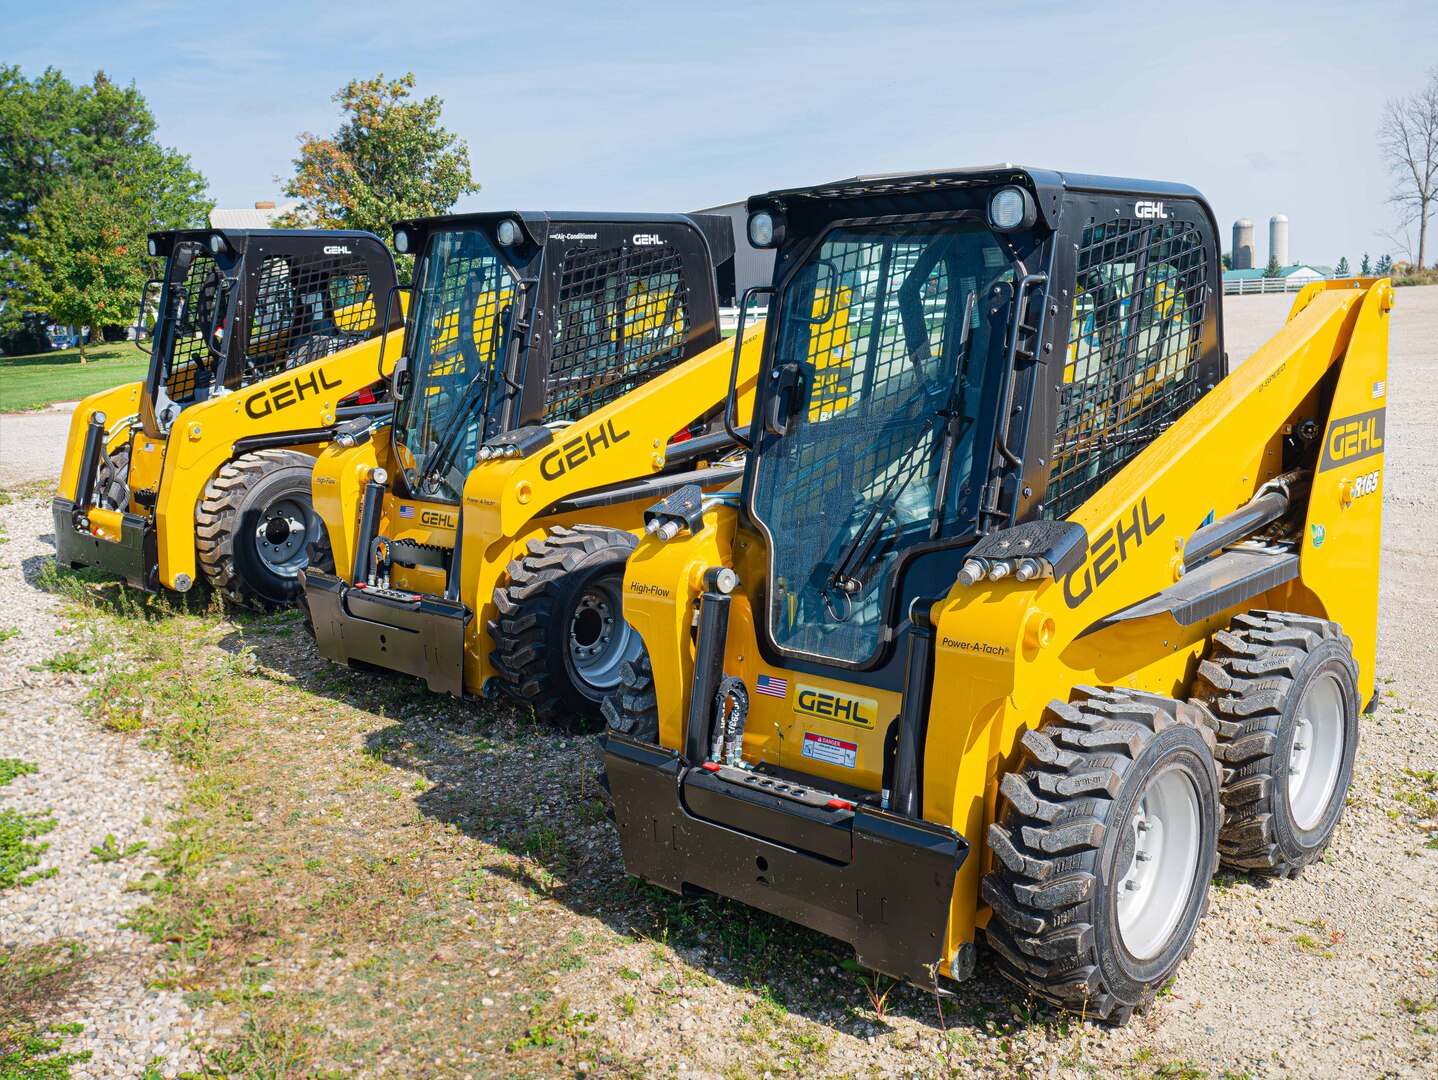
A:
[[801, 732, 857, 769], [243, 368, 344, 420], [538, 419, 630, 480], [1318, 409, 1385, 472], [794, 685, 877, 729], [1062, 497, 1166, 609], [628, 581, 671, 598]]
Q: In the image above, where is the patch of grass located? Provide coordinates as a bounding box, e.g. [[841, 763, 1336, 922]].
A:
[[0, 759, 38, 787], [0, 340, 147, 412], [0, 807, 58, 890], [0, 943, 91, 1077], [0, 626, 19, 642]]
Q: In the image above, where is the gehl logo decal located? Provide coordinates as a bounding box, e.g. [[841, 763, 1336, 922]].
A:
[[322, 245, 352, 255], [1134, 200, 1170, 220], [420, 510, 455, 529], [1318, 408, 1384, 473], [539, 420, 630, 480], [244, 369, 343, 419], [1063, 497, 1166, 609], [794, 685, 877, 729]]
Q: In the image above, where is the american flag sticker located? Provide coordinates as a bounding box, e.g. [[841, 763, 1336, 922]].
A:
[[399, 505, 415, 519], [755, 674, 788, 699], [1372, 381, 1386, 400]]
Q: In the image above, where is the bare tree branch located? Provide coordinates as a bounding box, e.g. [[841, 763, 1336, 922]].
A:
[[1378, 67, 1438, 267]]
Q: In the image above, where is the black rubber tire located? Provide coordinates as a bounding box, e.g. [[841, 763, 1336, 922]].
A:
[[195, 449, 321, 609], [1189, 610, 1360, 877], [96, 447, 130, 510], [487, 525, 640, 729], [983, 688, 1222, 1023], [600, 650, 660, 742]]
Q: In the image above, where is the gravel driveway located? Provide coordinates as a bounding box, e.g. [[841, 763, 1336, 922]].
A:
[[0, 288, 1434, 1077]]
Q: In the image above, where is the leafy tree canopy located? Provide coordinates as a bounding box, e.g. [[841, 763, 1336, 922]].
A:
[[280, 72, 478, 242], [0, 66, 211, 352]]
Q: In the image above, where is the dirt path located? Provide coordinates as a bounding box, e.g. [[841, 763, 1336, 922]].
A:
[[0, 407, 74, 488]]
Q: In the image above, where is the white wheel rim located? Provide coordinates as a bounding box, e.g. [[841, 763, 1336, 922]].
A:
[[1287, 672, 1345, 832], [1116, 766, 1203, 961]]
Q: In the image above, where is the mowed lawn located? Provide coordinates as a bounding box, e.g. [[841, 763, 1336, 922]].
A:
[[0, 341, 149, 412]]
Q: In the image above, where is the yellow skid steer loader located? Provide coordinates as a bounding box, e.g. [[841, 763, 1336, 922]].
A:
[[600, 166, 1390, 1021], [53, 228, 403, 606], [301, 211, 764, 726]]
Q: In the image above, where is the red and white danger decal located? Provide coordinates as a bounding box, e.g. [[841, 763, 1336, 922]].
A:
[[801, 732, 857, 769]]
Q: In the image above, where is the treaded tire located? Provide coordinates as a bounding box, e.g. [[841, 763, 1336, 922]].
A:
[[195, 449, 322, 609], [487, 525, 640, 729], [983, 688, 1221, 1023], [601, 650, 659, 742], [1189, 610, 1360, 877]]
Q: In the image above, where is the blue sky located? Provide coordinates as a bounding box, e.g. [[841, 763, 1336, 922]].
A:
[[9, 0, 1436, 265]]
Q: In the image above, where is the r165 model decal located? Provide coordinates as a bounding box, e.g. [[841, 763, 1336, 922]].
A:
[[1348, 469, 1380, 500]]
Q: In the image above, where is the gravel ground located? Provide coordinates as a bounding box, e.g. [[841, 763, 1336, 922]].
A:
[[0, 287, 1434, 1077], [0, 404, 75, 488], [0, 497, 203, 1076]]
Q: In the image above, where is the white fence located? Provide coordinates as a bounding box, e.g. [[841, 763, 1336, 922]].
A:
[[1222, 276, 1323, 296]]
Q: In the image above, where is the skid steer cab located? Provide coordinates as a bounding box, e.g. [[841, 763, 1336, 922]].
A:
[[53, 228, 403, 606], [301, 211, 764, 726], [601, 166, 1392, 1021]]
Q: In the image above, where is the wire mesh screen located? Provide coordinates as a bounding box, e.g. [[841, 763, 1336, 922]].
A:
[[1044, 217, 1210, 519], [158, 243, 224, 404], [244, 249, 376, 382], [542, 245, 691, 423], [393, 230, 513, 502], [750, 222, 1008, 663]]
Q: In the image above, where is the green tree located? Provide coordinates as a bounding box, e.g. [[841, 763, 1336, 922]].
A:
[[280, 72, 478, 243], [1335, 256, 1351, 276], [1263, 255, 1282, 279], [1376, 253, 1394, 275], [1222, 251, 1233, 271], [1361, 252, 1372, 274], [0, 66, 210, 351], [10, 179, 147, 359]]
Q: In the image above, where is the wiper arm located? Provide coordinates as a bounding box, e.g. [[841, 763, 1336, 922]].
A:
[[822, 289, 979, 617], [823, 416, 936, 616], [930, 291, 978, 539], [417, 293, 510, 491]]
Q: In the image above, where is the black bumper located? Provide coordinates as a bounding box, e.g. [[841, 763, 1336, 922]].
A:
[[300, 569, 472, 697], [50, 498, 159, 592], [601, 731, 967, 988]]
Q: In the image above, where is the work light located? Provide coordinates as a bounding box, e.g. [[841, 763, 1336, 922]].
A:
[[393, 229, 410, 254], [496, 219, 521, 247], [989, 186, 1036, 232], [208, 233, 226, 254], [748, 210, 783, 249], [147, 239, 158, 257]]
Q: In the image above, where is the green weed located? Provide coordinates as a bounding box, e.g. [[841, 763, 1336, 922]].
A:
[[89, 834, 148, 864], [0, 808, 58, 890], [0, 759, 38, 786]]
